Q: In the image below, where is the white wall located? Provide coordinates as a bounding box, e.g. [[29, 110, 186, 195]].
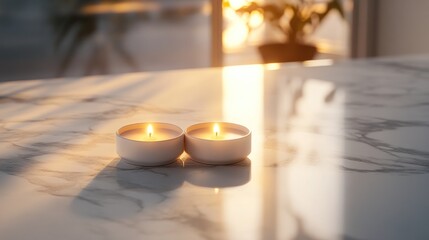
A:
[[376, 0, 429, 56]]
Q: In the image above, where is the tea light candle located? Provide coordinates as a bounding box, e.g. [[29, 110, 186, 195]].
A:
[[116, 122, 184, 166], [185, 122, 251, 165]]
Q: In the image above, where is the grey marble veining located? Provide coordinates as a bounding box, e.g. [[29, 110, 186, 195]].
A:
[[1, 56, 429, 240]]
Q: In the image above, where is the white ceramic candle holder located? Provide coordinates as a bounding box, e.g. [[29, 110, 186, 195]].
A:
[[116, 122, 184, 166], [185, 122, 251, 165]]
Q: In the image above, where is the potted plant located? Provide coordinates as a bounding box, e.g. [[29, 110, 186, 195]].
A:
[[227, 0, 345, 63]]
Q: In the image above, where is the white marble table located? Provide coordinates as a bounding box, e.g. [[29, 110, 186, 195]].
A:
[[1, 55, 429, 240]]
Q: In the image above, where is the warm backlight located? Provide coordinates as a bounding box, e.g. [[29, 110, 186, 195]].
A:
[[147, 124, 154, 138], [213, 124, 220, 137]]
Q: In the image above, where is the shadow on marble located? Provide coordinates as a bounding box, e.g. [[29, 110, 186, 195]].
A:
[[70, 158, 185, 219], [114, 157, 251, 189], [115, 159, 187, 192], [185, 158, 251, 188], [71, 157, 251, 219]]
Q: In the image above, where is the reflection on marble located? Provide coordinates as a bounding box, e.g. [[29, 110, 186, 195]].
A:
[[1, 55, 429, 239]]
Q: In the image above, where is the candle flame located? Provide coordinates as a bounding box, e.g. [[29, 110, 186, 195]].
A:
[[213, 123, 220, 137], [147, 124, 153, 138], [214, 188, 219, 194]]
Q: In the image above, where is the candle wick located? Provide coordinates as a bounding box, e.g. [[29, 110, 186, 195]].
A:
[[149, 132, 152, 138]]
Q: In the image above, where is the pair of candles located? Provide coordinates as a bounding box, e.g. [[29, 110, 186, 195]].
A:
[[116, 122, 251, 166]]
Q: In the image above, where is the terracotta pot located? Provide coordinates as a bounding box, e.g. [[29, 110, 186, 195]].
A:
[[258, 42, 317, 63]]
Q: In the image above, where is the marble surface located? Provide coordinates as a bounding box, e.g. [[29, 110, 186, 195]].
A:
[[1, 55, 429, 240]]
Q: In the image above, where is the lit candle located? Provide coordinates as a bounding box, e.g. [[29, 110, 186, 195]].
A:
[[185, 122, 251, 165], [116, 122, 184, 166], [120, 124, 177, 141]]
